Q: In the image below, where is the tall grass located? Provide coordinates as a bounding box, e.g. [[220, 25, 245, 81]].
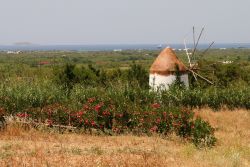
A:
[[0, 79, 249, 116], [0, 79, 66, 114]]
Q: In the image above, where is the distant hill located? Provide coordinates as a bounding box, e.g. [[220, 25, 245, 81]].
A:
[[13, 42, 37, 46]]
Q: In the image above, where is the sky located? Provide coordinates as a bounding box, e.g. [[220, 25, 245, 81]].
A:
[[0, 0, 249, 45]]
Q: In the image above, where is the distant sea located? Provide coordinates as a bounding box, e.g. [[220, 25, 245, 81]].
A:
[[0, 43, 250, 51]]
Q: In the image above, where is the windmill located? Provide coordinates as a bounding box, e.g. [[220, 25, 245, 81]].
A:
[[183, 27, 214, 85], [149, 27, 214, 91]]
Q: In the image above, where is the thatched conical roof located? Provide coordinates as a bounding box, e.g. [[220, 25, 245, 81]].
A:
[[150, 48, 188, 75]]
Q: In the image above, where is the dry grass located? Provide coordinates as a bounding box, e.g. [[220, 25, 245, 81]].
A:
[[0, 108, 249, 167]]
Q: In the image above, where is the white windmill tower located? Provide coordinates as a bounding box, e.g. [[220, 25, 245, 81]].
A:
[[149, 47, 189, 91], [149, 27, 214, 91]]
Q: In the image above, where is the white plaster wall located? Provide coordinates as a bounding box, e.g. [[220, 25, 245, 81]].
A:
[[149, 73, 189, 91]]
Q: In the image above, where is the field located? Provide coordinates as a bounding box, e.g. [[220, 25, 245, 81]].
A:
[[0, 108, 249, 167], [0, 49, 250, 166]]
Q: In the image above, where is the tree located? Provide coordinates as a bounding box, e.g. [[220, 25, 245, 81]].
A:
[[127, 63, 149, 88]]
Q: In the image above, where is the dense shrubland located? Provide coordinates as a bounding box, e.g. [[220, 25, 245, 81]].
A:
[[0, 49, 250, 147]]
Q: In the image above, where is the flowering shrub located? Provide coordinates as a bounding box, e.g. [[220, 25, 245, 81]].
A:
[[70, 98, 114, 130], [12, 97, 216, 147]]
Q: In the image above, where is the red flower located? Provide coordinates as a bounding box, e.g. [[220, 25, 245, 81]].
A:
[[99, 125, 104, 129], [84, 119, 89, 125], [94, 104, 102, 112], [76, 111, 84, 118], [16, 113, 29, 118], [88, 97, 96, 103], [150, 126, 158, 132], [83, 104, 90, 110], [151, 103, 160, 109], [91, 121, 96, 127], [102, 110, 111, 116], [156, 118, 161, 124]]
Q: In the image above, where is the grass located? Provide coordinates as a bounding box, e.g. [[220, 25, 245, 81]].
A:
[[0, 108, 249, 167]]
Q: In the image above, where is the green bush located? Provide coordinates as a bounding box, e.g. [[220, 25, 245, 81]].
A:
[[191, 117, 217, 148]]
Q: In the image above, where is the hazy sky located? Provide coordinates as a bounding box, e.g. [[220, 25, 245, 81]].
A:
[[0, 0, 249, 45]]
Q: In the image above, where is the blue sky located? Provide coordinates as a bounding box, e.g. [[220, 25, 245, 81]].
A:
[[0, 0, 249, 45]]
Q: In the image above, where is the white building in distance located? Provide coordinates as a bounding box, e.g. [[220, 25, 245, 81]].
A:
[[149, 48, 189, 91]]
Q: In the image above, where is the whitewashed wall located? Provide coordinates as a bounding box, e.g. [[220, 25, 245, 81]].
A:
[[149, 73, 189, 91]]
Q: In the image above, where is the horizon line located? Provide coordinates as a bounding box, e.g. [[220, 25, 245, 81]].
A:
[[0, 42, 250, 46]]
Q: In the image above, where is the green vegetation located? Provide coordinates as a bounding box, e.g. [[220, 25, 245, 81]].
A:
[[0, 49, 249, 147]]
